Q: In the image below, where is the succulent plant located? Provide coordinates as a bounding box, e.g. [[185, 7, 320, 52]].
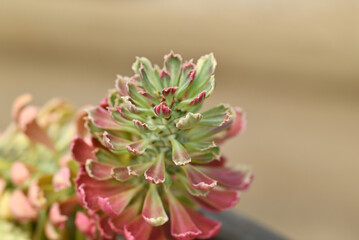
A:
[[0, 95, 85, 240], [72, 52, 253, 240]]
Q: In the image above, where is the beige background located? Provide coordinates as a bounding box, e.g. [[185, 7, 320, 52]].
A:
[[1, 0, 359, 239]]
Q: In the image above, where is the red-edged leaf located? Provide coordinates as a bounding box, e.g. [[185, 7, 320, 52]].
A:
[[185, 206, 221, 239], [98, 215, 115, 239], [71, 137, 96, 165], [194, 188, 239, 212], [184, 165, 217, 191], [127, 162, 152, 177], [103, 131, 130, 151], [142, 184, 168, 226], [170, 139, 191, 166], [124, 215, 152, 240], [144, 152, 165, 184], [109, 200, 141, 234], [216, 107, 246, 144], [76, 168, 130, 211], [202, 165, 254, 190], [149, 225, 172, 240], [167, 193, 201, 240], [85, 159, 113, 180], [164, 51, 182, 86], [127, 139, 151, 155], [154, 103, 172, 117], [87, 107, 120, 130], [111, 167, 131, 182], [98, 186, 141, 215]]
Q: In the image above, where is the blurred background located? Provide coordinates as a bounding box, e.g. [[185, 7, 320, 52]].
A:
[[0, 0, 358, 239]]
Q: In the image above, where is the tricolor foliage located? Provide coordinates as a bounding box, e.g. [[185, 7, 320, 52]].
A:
[[72, 52, 253, 240]]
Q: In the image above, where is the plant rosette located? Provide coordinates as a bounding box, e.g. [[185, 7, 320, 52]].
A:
[[72, 52, 254, 240]]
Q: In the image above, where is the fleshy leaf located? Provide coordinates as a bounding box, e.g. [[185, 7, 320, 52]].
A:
[[177, 59, 195, 88], [177, 174, 209, 197], [111, 167, 131, 182], [98, 186, 142, 215], [185, 206, 221, 239], [103, 131, 131, 152], [154, 103, 172, 117], [124, 215, 152, 240], [176, 68, 196, 100], [127, 162, 152, 176], [71, 137, 96, 165], [85, 159, 113, 180], [76, 168, 130, 211], [184, 141, 217, 153], [133, 119, 157, 133], [200, 104, 232, 127], [115, 75, 130, 96], [162, 87, 178, 106], [188, 91, 206, 106], [133, 56, 161, 92], [203, 165, 254, 190], [95, 148, 124, 166], [128, 83, 152, 109], [127, 139, 151, 155], [144, 152, 165, 184], [177, 91, 206, 110], [109, 200, 141, 234], [149, 225, 170, 240], [168, 192, 201, 240], [98, 215, 115, 239], [187, 53, 217, 98], [142, 184, 168, 226], [217, 107, 246, 144], [200, 75, 216, 98], [138, 62, 157, 95], [160, 70, 171, 89], [176, 112, 202, 130], [87, 107, 120, 130], [170, 139, 191, 166], [184, 165, 217, 191], [190, 146, 220, 164], [164, 51, 182, 86], [194, 188, 239, 212]]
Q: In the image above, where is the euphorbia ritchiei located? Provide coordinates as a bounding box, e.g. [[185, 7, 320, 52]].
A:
[[72, 52, 253, 239]]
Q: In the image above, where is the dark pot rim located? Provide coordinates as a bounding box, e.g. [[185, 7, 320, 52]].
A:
[[205, 211, 287, 240]]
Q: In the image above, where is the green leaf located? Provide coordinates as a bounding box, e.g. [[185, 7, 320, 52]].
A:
[[132, 57, 161, 94], [170, 139, 191, 166], [175, 113, 202, 130], [164, 51, 182, 87], [187, 53, 217, 98], [200, 104, 231, 126]]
